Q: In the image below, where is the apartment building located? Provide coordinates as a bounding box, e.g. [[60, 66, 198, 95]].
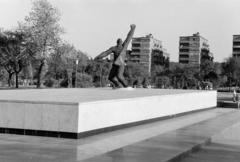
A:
[[179, 32, 213, 67], [130, 34, 169, 73], [233, 35, 240, 57]]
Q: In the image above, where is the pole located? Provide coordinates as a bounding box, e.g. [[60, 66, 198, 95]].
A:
[[75, 59, 78, 88]]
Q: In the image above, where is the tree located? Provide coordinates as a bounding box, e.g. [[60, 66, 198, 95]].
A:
[[222, 57, 240, 87], [151, 65, 164, 84], [163, 62, 199, 89], [0, 68, 6, 84], [155, 76, 170, 88], [76, 73, 93, 88], [200, 59, 214, 80], [47, 43, 90, 88], [0, 30, 29, 88], [22, 0, 63, 88], [125, 62, 149, 87], [86, 59, 110, 87]]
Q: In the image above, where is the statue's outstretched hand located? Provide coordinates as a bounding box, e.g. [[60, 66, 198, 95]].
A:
[[130, 24, 136, 29]]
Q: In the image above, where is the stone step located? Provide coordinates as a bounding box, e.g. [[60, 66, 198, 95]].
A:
[[80, 109, 240, 162], [179, 143, 240, 162], [217, 101, 239, 108]]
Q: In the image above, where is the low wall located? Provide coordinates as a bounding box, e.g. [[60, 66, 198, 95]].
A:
[[78, 91, 217, 133], [0, 101, 79, 138], [0, 90, 217, 139]]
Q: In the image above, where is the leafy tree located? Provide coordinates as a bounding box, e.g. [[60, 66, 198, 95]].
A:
[[76, 73, 93, 88], [222, 57, 240, 87], [87, 59, 110, 87], [0, 30, 29, 88], [2, 63, 14, 87], [125, 62, 149, 86], [155, 76, 170, 88], [21, 0, 63, 88], [47, 43, 89, 88], [47, 43, 73, 87], [150, 65, 164, 84], [200, 59, 214, 80]]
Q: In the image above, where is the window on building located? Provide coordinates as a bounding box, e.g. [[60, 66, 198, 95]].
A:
[[233, 48, 240, 52], [233, 54, 240, 57], [180, 54, 189, 58], [233, 42, 240, 46], [132, 43, 141, 47], [233, 36, 240, 41], [180, 43, 189, 47], [179, 49, 189, 52], [132, 49, 140, 53], [180, 37, 190, 41], [192, 37, 199, 41]]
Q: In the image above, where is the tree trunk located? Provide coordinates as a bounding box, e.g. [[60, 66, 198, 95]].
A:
[[8, 72, 13, 87], [13, 61, 23, 89], [66, 69, 72, 88], [15, 73, 19, 88], [36, 60, 44, 88]]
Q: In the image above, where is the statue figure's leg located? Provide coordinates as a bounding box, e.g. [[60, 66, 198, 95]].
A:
[[117, 65, 127, 88], [108, 64, 120, 88], [110, 77, 120, 88]]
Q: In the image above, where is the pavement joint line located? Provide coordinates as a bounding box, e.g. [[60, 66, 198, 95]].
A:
[[164, 110, 240, 162], [81, 109, 240, 162], [167, 138, 212, 162], [0, 109, 234, 162]]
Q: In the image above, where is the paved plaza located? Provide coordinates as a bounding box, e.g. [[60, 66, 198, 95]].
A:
[[180, 143, 240, 162], [180, 122, 240, 162], [0, 108, 237, 162], [0, 89, 238, 161], [1, 0, 239, 161], [81, 108, 240, 162]]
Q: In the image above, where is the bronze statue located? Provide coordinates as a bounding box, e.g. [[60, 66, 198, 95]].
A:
[[95, 24, 136, 88]]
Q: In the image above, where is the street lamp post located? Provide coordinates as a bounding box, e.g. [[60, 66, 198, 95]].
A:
[[75, 59, 79, 88]]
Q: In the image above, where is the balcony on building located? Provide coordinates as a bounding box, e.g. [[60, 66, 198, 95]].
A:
[[179, 48, 190, 53], [233, 41, 240, 48]]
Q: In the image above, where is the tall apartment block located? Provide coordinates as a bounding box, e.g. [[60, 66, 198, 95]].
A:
[[179, 32, 213, 67], [233, 35, 240, 57], [130, 34, 169, 73]]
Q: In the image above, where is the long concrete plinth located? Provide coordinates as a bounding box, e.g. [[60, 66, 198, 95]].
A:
[[0, 88, 217, 138]]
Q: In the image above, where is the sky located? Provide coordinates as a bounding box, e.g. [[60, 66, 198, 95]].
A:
[[0, 0, 240, 62]]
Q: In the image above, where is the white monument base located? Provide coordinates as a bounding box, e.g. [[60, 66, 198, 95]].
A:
[[0, 89, 217, 138]]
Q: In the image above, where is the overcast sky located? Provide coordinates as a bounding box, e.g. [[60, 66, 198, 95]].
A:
[[1, 0, 240, 62]]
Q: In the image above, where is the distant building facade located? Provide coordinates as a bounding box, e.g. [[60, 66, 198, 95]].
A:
[[130, 34, 169, 74], [233, 35, 240, 57], [179, 32, 213, 67]]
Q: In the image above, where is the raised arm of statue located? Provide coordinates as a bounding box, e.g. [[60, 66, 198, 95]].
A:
[[114, 25, 136, 66], [94, 47, 113, 60], [123, 24, 136, 47]]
